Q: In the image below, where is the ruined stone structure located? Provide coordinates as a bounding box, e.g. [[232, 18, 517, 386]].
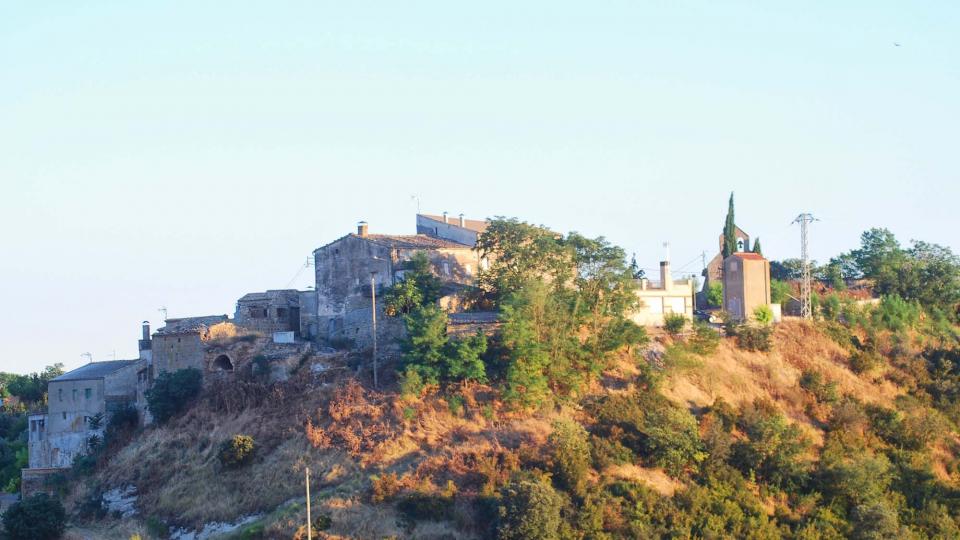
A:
[[416, 213, 490, 247], [151, 315, 229, 376], [723, 252, 772, 321], [313, 221, 486, 348], [234, 289, 318, 340], [630, 261, 697, 327]]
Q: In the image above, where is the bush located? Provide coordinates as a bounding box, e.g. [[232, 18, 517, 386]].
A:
[[687, 321, 720, 355], [821, 293, 842, 322], [873, 295, 920, 332], [371, 471, 402, 503], [849, 351, 883, 374], [2, 493, 67, 540], [706, 282, 723, 308], [799, 370, 839, 403], [496, 479, 565, 540], [664, 314, 687, 335], [753, 305, 773, 326], [107, 404, 139, 434], [396, 492, 454, 522], [146, 368, 203, 424], [548, 420, 590, 498], [218, 435, 255, 469], [736, 326, 773, 352], [770, 279, 791, 305]]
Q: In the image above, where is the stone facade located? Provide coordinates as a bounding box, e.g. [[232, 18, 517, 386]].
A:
[[723, 252, 772, 321], [630, 261, 696, 327], [32, 359, 141, 469], [235, 289, 317, 340], [313, 222, 484, 348], [151, 315, 229, 376]]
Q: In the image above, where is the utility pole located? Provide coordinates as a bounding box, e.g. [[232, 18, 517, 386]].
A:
[[305, 467, 312, 540], [792, 213, 817, 320], [370, 271, 379, 389]]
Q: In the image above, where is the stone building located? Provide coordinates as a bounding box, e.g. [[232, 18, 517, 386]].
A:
[[235, 289, 318, 340], [416, 213, 490, 247], [151, 315, 230, 376], [630, 261, 697, 326], [723, 252, 772, 321], [28, 359, 140, 470], [313, 221, 486, 348]]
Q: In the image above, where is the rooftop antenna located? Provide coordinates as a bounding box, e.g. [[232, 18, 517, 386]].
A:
[[662, 241, 671, 262], [410, 194, 421, 214], [81, 352, 93, 364], [791, 213, 818, 319], [158, 306, 168, 321]]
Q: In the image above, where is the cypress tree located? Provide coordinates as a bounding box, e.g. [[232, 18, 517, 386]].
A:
[[722, 192, 736, 258], [752, 237, 763, 256]]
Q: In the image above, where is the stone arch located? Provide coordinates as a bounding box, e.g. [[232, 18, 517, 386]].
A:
[[213, 354, 234, 371]]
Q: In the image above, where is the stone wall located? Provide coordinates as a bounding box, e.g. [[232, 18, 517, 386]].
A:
[[152, 333, 205, 375]]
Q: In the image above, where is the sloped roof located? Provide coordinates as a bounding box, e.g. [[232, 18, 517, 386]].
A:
[[420, 214, 490, 233], [448, 311, 500, 324], [51, 360, 138, 382], [314, 233, 474, 253], [237, 290, 300, 303]]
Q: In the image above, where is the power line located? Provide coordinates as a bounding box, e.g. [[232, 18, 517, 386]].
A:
[[791, 213, 818, 319]]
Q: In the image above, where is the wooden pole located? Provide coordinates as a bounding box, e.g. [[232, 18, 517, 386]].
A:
[[370, 272, 378, 389], [305, 467, 312, 540]]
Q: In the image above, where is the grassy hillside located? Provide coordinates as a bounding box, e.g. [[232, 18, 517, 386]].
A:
[[59, 315, 960, 539]]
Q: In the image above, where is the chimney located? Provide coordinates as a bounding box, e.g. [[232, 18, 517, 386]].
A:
[[442, 211, 449, 224], [357, 221, 369, 237], [458, 213, 465, 227], [138, 321, 152, 360], [660, 261, 672, 291]]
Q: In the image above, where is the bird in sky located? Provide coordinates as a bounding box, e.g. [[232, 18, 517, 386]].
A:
[[894, 42, 901, 47]]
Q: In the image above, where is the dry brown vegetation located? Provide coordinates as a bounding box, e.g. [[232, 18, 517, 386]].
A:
[[69, 319, 951, 538]]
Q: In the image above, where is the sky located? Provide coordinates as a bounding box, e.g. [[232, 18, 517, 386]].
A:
[[1, 1, 958, 374]]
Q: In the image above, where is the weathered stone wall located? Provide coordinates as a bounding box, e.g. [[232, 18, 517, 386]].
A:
[[152, 333, 205, 375], [235, 290, 302, 337], [20, 468, 66, 499]]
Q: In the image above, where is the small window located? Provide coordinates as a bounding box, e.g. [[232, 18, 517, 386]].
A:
[[62, 412, 67, 420], [59, 388, 63, 402], [84, 388, 92, 400], [31, 421, 36, 432], [442, 262, 450, 276], [72, 389, 77, 401], [277, 307, 288, 318]]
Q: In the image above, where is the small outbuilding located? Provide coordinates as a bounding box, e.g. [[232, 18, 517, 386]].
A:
[[723, 252, 771, 322]]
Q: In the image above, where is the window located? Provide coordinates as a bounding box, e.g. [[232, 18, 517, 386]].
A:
[[62, 412, 66, 420], [58, 388, 63, 402], [277, 308, 288, 318], [31, 420, 36, 432], [72, 389, 77, 401], [85, 388, 92, 400], [249, 307, 267, 318], [442, 262, 450, 276]]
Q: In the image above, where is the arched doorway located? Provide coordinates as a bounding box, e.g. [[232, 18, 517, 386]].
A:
[[213, 354, 234, 371]]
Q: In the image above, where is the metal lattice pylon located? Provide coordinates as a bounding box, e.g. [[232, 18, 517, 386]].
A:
[[792, 213, 817, 319]]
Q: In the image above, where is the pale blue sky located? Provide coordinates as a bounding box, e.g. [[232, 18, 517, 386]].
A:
[[2, 2, 958, 373]]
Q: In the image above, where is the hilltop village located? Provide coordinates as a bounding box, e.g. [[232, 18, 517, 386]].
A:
[[21, 211, 774, 492]]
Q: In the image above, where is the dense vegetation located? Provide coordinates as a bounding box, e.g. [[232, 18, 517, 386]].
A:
[[0, 364, 63, 493]]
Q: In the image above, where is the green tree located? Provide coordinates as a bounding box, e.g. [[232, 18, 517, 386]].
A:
[[706, 282, 723, 308], [445, 331, 488, 384], [751, 237, 763, 256], [218, 434, 255, 469], [400, 305, 449, 385], [496, 479, 565, 540], [770, 279, 791, 305], [476, 218, 572, 304], [2, 493, 66, 540], [145, 368, 203, 425], [548, 419, 591, 498], [383, 252, 442, 316], [722, 192, 737, 258]]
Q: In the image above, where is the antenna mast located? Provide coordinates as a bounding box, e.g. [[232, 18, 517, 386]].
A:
[[792, 213, 817, 319]]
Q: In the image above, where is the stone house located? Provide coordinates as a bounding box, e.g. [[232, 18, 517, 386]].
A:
[[630, 261, 697, 327], [235, 289, 318, 340], [151, 315, 230, 376], [723, 252, 772, 321], [28, 359, 141, 470], [313, 221, 486, 348]]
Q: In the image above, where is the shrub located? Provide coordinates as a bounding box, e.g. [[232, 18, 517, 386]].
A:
[[736, 326, 773, 352], [849, 351, 883, 374], [548, 419, 591, 497], [687, 321, 720, 355], [398, 366, 425, 399], [706, 282, 723, 308], [146, 368, 203, 425], [799, 370, 839, 403], [218, 435, 255, 469], [731, 400, 809, 489], [753, 305, 773, 326], [590, 434, 634, 469], [496, 479, 565, 540], [2, 493, 67, 540], [447, 394, 465, 416], [664, 314, 687, 335], [873, 295, 920, 332], [821, 293, 842, 321], [107, 404, 139, 434], [371, 471, 402, 503], [770, 279, 791, 305], [396, 492, 454, 522]]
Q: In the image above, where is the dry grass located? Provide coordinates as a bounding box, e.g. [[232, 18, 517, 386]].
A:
[[659, 320, 902, 445]]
